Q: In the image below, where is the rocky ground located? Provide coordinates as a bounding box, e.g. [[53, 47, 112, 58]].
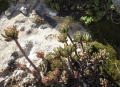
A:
[[0, 0, 86, 86]]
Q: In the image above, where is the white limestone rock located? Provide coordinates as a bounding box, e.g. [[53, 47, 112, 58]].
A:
[[4, 70, 27, 86], [18, 57, 26, 64], [16, 41, 33, 58], [20, 6, 27, 15], [112, 0, 120, 13], [22, 73, 35, 85], [26, 29, 32, 34], [48, 11, 57, 16], [12, 70, 27, 81]]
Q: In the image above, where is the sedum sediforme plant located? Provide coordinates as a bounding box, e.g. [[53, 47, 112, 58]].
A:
[[42, 24, 111, 87], [1, 25, 111, 87], [1, 25, 41, 80]]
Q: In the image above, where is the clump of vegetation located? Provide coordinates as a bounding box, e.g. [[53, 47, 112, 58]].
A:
[[90, 41, 120, 86], [79, 0, 117, 25], [2, 24, 119, 87], [0, 0, 9, 14], [44, 0, 120, 25], [42, 24, 111, 87], [45, 53, 62, 71], [44, 0, 60, 11], [1, 25, 41, 80], [90, 41, 117, 60]]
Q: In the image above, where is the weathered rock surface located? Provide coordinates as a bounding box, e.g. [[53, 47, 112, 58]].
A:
[[29, 10, 43, 23], [5, 6, 15, 16], [19, 0, 26, 3], [20, 6, 27, 15], [0, 0, 86, 86], [112, 0, 120, 13]]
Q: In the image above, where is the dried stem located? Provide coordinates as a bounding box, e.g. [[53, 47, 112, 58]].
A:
[[60, 57, 73, 77], [14, 39, 41, 79], [67, 33, 80, 59], [79, 42, 84, 52]]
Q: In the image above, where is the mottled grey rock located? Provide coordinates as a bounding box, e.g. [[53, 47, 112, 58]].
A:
[[40, 24, 51, 29], [11, 51, 19, 58], [26, 4, 31, 9], [18, 26, 25, 31], [0, 79, 5, 87], [16, 41, 33, 57], [26, 30, 32, 34], [35, 10, 57, 27], [19, 0, 26, 3], [12, 70, 27, 80], [5, 7, 15, 16], [43, 15, 57, 28], [30, 23, 37, 28], [22, 73, 35, 85], [112, 0, 120, 13]]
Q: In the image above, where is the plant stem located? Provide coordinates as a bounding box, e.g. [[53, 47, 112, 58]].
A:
[[67, 33, 80, 59], [68, 55, 73, 72], [14, 39, 40, 74], [80, 42, 84, 52], [60, 57, 73, 77]]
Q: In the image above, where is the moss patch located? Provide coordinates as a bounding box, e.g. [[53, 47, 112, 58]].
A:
[[90, 41, 117, 60], [87, 20, 120, 46], [90, 41, 120, 86], [104, 59, 120, 86]]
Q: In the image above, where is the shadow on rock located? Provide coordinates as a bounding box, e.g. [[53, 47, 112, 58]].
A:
[[35, 10, 57, 28]]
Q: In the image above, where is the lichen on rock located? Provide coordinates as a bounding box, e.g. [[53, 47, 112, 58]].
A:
[[29, 10, 44, 23]]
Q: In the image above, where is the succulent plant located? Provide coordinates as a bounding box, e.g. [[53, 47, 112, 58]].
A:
[[19, 63, 27, 71], [73, 32, 83, 43], [73, 70, 79, 78], [58, 33, 67, 43], [42, 76, 49, 84], [1, 25, 19, 41], [45, 53, 54, 61], [53, 69, 60, 77], [71, 53, 79, 61], [2, 66, 10, 74], [32, 70, 40, 78], [84, 44, 92, 53], [50, 59, 62, 70], [36, 51, 44, 58], [1, 25, 41, 81], [84, 33, 91, 42], [53, 46, 63, 58], [45, 71, 57, 83], [1, 24, 111, 86], [58, 24, 69, 33], [64, 44, 75, 55]]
